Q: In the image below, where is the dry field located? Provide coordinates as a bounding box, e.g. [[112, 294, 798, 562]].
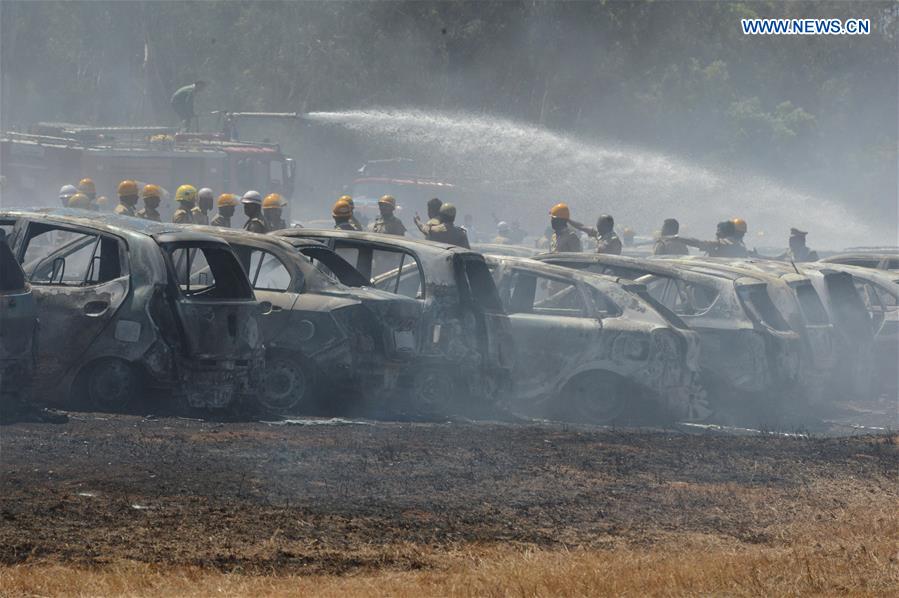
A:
[[1, 413, 897, 596]]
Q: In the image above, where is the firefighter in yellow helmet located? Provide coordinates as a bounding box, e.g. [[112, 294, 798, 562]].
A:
[[732, 217, 748, 242], [78, 178, 97, 201], [549, 203, 582, 253], [262, 193, 288, 231], [193, 188, 214, 225], [241, 190, 268, 233], [114, 180, 139, 217], [138, 184, 162, 222], [173, 185, 197, 224], [67, 192, 92, 210], [211, 193, 238, 228], [332, 199, 356, 230], [369, 194, 406, 236], [95, 196, 110, 212], [338, 194, 364, 230]]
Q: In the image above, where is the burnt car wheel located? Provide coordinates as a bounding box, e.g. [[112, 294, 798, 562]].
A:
[[411, 369, 456, 418], [84, 358, 141, 412], [260, 354, 313, 414], [556, 371, 628, 425]]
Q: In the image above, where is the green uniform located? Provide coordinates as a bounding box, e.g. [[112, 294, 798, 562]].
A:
[[191, 207, 209, 225], [113, 203, 137, 217], [550, 226, 582, 253], [264, 214, 288, 231], [210, 214, 231, 228], [369, 214, 407, 236], [416, 217, 441, 239], [137, 207, 161, 222], [335, 221, 357, 231], [350, 215, 365, 230], [595, 232, 623, 255], [492, 235, 513, 245], [171, 84, 199, 128], [681, 237, 747, 257], [780, 247, 819, 262], [653, 236, 689, 255], [243, 217, 268, 234], [173, 206, 194, 224], [427, 223, 470, 248]]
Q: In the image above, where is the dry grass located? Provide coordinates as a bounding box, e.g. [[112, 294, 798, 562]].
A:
[[3, 503, 897, 597]]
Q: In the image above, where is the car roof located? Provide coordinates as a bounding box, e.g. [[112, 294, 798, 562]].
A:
[[535, 251, 745, 283], [485, 254, 639, 288], [802, 262, 899, 290], [822, 252, 899, 262], [275, 228, 473, 256], [654, 256, 809, 285], [1, 208, 229, 246]]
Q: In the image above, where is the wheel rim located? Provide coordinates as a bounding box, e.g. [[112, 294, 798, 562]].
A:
[[262, 359, 307, 413], [564, 376, 626, 424], [88, 360, 136, 409], [413, 371, 452, 412]]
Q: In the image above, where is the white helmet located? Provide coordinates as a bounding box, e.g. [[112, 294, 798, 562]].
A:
[[59, 184, 78, 200], [241, 190, 262, 205]]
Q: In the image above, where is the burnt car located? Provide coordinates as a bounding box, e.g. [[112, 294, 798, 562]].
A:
[[471, 243, 539, 258], [802, 262, 899, 395], [275, 229, 513, 412], [534, 253, 803, 412], [192, 226, 422, 415], [820, 248, 899, 271], [0, 209, 264, 413], [485, 255, 707, 423], [0, 233, 37, 403]]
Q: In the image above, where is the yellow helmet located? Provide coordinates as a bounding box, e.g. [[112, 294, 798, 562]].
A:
[[117, 180, 139, 197], [550, 202, 570, 220], [175, 184, 197, 203], [217, 193, 239, 208], [732, 218, 747, 234], [378, 194, 397, 207], [263, 193, 287, 209], [68, 192, 91, 209], [78, 178, 96, 195], [141, 184, 162, 199], [338, 194, 353, 207], [332, 199, 353, 218]]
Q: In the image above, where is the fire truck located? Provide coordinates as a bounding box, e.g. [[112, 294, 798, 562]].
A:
[[1, 121, 296, 216]]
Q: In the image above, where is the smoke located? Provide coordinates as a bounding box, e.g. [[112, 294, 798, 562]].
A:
[[307, 108, 873, 248]]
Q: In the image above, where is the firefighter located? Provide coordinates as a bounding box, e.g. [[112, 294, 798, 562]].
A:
[[241, 190, 268, 233], [414, 197, 443, 238], [170, 80, 207, 131], [732, 218, 748, 243], [779, 228, 819, 262], [369, 195, 407, 236], [95, 196, 109, 212], [332, 199, 356, 230], [653, 218, 689, 255], [59, 185, 78, 207], [67, 192, 91, 210], [173, 185, 197, 224], [210, 193, 238, 227], [621, 227, 636, 247], [573, 214, 622, 255], [339, 195, 365, 230], [493, 221, 513, 245], [78, 178, 97, 202], [138, 184, 162, 222], [114, 180, 139, 217], [549, 203, 582, 253], [679, 221, 748, 257], [193, 188, 214, 225], [427, 203, 470, 248], [262, 193, 288, 231]]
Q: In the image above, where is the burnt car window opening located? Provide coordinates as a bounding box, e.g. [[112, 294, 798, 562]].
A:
[[370, 249, 424, 299], [794, 283, 829, 325], [0, 240, 25, 290], [244, 248, 293, 292], [23, 225, 123, 286], [334, 246, 361, 272], [167, 245, 253, 300], [738, 285, 792, 332], [825, 274, 873, 337], [297, 246, 369, 288], [456, 258, 503, 312], [533, 276, 587, 317], [588, 286, 621, 318], [887, 259, 899, 270], [634, 289, 689, 329]]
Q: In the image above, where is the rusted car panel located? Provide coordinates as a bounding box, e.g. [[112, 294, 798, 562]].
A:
[[275, 229, 514, 409], [1, 209, 264, 412], [0, 237, 37, 401], [190, 226, 423, 414], [803, 263, 899, 394], [486, 255, 706, 422], [534, 253, 803, 403]]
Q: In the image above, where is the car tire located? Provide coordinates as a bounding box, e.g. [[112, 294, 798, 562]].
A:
[[411, 368, 456, 418], [260, 353, 314, 415], [555, 370, 629, 425], [83, 358, 142, 412]]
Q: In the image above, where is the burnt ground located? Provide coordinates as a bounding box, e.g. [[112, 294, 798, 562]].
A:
[[1, 409, 897, 576]]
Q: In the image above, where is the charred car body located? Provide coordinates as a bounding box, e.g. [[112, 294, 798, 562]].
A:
[[0, 209, 264, 412], [191, 227, 422, 415], [534, 253, 803, 411], [820, 248, 899, 271], [0, 235, 37, 403], [275, 229, 513, 412], [485, 255, 706, 423]]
